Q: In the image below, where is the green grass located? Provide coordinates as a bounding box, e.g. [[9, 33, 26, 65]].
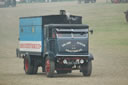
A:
[[78, 3, 128, 47]]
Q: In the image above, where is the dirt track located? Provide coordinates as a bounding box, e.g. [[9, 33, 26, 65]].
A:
[[0, 1, 128, 85]]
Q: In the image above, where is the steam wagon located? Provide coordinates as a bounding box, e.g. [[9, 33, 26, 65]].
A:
[[16, 10, 94, 77]]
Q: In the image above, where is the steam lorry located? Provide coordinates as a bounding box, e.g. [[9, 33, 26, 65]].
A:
[[16, 10, 94, 77]]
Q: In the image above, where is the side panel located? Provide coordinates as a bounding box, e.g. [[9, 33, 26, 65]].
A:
[[42, 15, 82, 25], [20, 26, 42, 41], [20, 41, 42, 52], [20, 17, 42, 26], [19, 17, 43, 53]]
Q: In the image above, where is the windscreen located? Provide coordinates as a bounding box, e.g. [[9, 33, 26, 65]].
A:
[[56, 28, 88, 38]]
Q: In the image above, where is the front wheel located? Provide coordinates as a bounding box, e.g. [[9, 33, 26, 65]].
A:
[[45, 57, 55, 77], [81, 61, 92, 76]]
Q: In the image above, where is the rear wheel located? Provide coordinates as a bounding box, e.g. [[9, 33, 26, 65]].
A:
[[45, 57, 55, 77], [81, 61, 92, 76], [33, 64, 38, 74], [24, 55, 33, 74], [24, 55, 38, 74]]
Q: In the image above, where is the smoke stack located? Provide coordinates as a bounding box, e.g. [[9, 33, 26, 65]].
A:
[[60, 10, 66, 15]]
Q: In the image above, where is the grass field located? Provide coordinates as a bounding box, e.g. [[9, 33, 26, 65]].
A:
[[0, 0, 128, 85]]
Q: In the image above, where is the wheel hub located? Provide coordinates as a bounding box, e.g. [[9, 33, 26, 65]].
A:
[[45, 60, 50, 72], [25, 59, 28, 71]]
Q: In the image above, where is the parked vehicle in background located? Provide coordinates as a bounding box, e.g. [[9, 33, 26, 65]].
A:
[[0, 0, 16, 7], [78, 0, 96, 3], [111, 0, 128, 3], [17, 0, 64, 3]]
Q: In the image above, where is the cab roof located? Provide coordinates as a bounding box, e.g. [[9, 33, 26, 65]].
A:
[[44, 24, 89, 29]]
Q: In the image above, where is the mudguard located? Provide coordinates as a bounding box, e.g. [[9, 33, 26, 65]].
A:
[[44, 51, 56, 61]]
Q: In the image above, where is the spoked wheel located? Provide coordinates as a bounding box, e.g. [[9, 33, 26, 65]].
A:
[[81, 61, 92, 76], [45, 57, 55, 77]]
